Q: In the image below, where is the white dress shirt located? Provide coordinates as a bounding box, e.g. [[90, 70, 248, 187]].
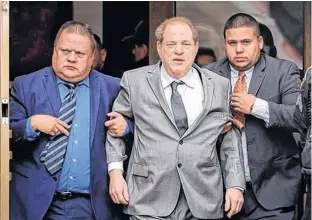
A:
[[230, 65, 270, 181], [108, 66, 204, 172]]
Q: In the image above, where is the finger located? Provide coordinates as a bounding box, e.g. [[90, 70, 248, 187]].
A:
[[233, 107, 241, 112], [231, 102, 241, 107], [50, 131, 57, 136], [105, 120, 114, 128], [231, 97, 240, 102], [123, 184, 129, 204], [116, 189, 128, 204], [236, 198, 244, 214], [109, 188, 118, 204], [57, 120, 70, 129], [232, 93, 242, 98], [56, 123, 69, 136], [224, 194, 230, 212], [227, 199, 237, 218], [107, 112, 120, 118]]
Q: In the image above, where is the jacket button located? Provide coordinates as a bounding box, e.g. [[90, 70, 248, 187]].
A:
[[179, 140, 184, 145], [178, 163, 182, 168], [247, 142, 252, 145], [53, 177, 57, 181]]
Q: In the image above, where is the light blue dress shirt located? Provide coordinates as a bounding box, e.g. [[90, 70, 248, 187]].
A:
[[25, 76, 91, 193]]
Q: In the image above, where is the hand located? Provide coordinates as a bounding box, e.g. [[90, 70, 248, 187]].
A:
[[224, 188, 244, 218], [30, 114, 69, 136], [105, 112, 127, 137], [109, 169, 129, 204], [231, 94, 256, 114]]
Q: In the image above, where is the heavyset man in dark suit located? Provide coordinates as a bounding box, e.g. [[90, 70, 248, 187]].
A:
[[10, 21, 128, 220], [205, 13, 302, 220]]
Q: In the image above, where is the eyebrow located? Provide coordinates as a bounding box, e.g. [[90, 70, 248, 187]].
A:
[[227, 38, 252, 42], [59, 46, 88, 53]]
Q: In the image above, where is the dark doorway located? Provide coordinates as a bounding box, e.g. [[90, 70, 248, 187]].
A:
[[102, 1, 149, 78]]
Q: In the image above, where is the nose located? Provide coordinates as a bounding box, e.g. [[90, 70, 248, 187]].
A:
[[67, 51, 77, 63], [235, 43, 243, 53], [174, 44, 183, 55]]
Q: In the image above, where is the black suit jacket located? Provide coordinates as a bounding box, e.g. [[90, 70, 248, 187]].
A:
[[205, 54, 302, 210]]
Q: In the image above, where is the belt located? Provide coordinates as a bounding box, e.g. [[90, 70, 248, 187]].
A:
[[54, 191, 90, 200]]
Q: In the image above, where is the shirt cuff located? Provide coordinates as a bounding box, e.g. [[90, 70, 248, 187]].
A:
[[122, 120, 131, 137], [108, 161, 124, 173], [233, 186, 245, 193], [24, 117, 40, 141], [251, 98, 270, 125]]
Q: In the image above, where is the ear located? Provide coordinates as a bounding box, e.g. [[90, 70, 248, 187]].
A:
[[156, 41, 162, 58], [142, 44, 148, 57], [258, 36, 264, 50], [101, 49, 107, 63], [91, 50, 96, 61], [194, 41, 199, 55]]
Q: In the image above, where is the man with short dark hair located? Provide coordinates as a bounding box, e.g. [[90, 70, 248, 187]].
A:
[[122, 20, 149, 69], [10, 21, 127, 220], [92, 33, 107, 72], [259, 23, 277, 58], [205, 13, 301, 220]]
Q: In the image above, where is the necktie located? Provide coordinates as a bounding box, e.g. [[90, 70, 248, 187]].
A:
[[171, 81, 188, 136], [40, 83, 77, 175], [233, 71, 247, 129]]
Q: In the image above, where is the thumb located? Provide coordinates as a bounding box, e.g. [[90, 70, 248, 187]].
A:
[[224, 193, 230, 212], [104, 120, 113, 127]]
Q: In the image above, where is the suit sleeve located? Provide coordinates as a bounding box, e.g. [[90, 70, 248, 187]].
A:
[[267, 63, 301, 129], [10, 77, 31, 142], [106, 72, 133, 163], [294, 69, 311, 136], [219, 81, 246, 190]]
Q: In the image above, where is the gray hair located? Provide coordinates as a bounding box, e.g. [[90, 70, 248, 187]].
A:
[[155, 17, 199, 43], [54, 21, 96, 51]]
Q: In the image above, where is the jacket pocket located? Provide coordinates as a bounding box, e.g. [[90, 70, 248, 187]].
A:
[[11, 164, 32, 178], [131, 163, 149, 177]]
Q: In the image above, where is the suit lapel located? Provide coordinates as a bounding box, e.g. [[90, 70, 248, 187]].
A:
[[219, 59, 232, 80], [146, 62, 179, 133], [248, 55, 267, 95], [43, 67, 61, 117], [89, 70, 100, 147], [182, 64, 214, 138]]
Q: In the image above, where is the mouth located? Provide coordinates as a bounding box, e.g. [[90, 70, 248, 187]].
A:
[[234, 57, 247, 62], [64, 66, 77, 70], [172, 59, 185, 65]]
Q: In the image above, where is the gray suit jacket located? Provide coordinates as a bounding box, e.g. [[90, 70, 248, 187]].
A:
[[205, 54, 302, 210], [106, 62, 245, 218]]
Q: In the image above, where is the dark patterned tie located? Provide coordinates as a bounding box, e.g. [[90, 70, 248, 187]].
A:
[[40, 83, 76, 175], [171, 81, 188, 136], [233, 71, 247, 129]]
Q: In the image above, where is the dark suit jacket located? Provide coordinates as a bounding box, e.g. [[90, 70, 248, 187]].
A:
[[205, 54, 302, 210], [10, 67, 121, 220]]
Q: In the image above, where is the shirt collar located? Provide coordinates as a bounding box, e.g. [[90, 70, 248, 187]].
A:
[[229, 64, 254, 80], [56, 75, 90, 88], [160, 65, 196, 89]]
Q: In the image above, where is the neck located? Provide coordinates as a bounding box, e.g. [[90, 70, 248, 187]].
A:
[[165, 68, 190, 80]]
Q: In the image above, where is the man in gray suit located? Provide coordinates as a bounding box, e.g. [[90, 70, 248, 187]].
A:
[[205, 13, 302, 220], [105, 17, 245, 220]]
